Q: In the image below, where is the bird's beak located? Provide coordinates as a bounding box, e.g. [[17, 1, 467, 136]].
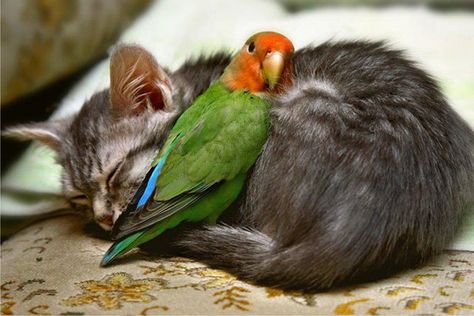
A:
[[262, 52, 285, 90]]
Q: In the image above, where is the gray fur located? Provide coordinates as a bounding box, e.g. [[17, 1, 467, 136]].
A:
[[5, 42, 473, 291], [174, 41, 474, 290]]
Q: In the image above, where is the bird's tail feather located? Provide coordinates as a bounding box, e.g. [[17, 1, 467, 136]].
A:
[[102, 219, 173, 266], [101, 231, 146, 266]]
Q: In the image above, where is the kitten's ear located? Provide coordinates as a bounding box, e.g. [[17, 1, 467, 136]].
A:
[[2, 119, 71, 150], [109, 44, 173, 115]]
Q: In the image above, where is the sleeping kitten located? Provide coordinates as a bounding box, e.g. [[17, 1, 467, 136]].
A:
[[5, 45, 230, 231], [6, 41, 474, 291]]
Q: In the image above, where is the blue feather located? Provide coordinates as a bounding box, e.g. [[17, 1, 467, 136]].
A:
[[137, 158, 165, 207], [135, 133, 181, 208]]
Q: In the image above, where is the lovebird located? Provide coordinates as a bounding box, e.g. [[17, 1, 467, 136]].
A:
[[101, 32, 294, 266]]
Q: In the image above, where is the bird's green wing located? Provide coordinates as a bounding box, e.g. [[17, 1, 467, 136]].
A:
[[156, 91, 270, 200], [112, 90, 269, 238]]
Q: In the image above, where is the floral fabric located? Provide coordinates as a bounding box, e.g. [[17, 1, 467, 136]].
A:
[[1, 216, 473, 315]]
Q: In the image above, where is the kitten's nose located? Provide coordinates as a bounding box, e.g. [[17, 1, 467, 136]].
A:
[[97, 213, 114, 230], [93, 199, 114, 230]]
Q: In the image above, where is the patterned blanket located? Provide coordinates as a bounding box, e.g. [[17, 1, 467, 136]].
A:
[[1, 216, 473, 315]]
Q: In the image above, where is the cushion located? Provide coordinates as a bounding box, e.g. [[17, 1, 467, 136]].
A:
[[1, 0, 150, 105]]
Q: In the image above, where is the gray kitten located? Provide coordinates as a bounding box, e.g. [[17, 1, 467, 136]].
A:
[[5, 45, 228, 231], [6, 42, 474, 291]]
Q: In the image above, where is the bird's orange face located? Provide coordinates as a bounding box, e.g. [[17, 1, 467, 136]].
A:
[[221, 32, 294, 93]]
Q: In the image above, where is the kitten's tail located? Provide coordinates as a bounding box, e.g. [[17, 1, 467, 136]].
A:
[[175, 225, 351, 290]]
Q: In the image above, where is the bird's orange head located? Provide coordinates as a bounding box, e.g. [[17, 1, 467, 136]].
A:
[[221, 31, 294, 94]]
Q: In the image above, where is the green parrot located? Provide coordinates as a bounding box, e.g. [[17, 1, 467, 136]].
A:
[[101, 32, 294, 266]]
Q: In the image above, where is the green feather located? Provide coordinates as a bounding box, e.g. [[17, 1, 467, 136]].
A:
[[101, 174, 246, 266]]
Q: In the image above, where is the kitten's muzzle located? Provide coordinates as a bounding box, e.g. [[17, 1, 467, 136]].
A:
[[97, 213, 114, 230]]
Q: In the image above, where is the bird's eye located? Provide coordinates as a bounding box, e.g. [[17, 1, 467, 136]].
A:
[[247, 42, 255, 54]]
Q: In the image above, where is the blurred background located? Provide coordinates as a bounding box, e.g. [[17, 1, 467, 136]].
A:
[[1, 0, 474, 244], [1, 0, 152, 170]]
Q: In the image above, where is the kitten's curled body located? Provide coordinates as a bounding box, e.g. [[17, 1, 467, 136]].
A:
[[174, 41, 474, 290], [7, 42, 473, 291]]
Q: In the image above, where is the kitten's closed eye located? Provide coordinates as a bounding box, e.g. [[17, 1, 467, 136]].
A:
[[67, 193, 89, 206], [106, 160, 124, 189]]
